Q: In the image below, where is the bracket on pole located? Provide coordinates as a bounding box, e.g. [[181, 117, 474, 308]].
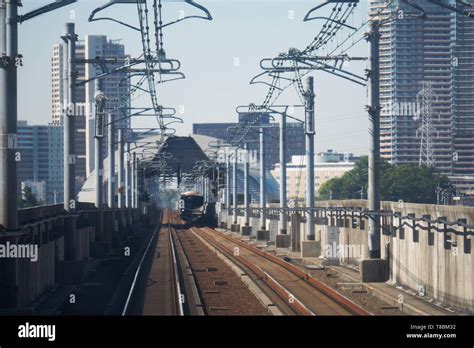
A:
[[19, 0, 77, 23]]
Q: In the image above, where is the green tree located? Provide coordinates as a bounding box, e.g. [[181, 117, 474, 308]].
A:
[[19, 186, 42, 208], [318, 156, 452, 204], [382, 164, 452, 204], [319, 156, 387, 200]]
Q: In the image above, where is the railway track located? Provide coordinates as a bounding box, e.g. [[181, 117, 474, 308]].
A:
[[130, 210, 368, 316], [169, 212, 270, 315], [194, 226, 372, 316], [138, 210, 268, 315], [135, 210, 203, 315]]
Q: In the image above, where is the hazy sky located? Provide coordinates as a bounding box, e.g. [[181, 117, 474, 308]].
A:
[[19, 0, 370, 155]]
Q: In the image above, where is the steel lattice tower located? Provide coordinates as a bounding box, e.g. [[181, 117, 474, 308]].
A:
[[417, 81, 436, 167]]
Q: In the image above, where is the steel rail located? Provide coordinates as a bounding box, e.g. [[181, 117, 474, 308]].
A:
[[121, 209, 163, 316], [201, 227, 372, 316]]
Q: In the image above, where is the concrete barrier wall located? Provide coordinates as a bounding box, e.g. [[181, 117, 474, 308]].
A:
[[1, 207, 142, 310], [16, 219, 65, 308], [217, 200, 474, 312], [318, 200, 473, 312]]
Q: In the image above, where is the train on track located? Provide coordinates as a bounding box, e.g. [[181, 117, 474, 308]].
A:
[[178, 191, 206, 223]]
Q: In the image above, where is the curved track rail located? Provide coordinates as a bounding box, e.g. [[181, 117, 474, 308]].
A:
[[196, 226, 372, 316]]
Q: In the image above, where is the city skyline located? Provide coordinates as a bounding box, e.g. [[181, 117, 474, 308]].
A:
[[18, 0, 370, 155], [0, 0, 473, 336]]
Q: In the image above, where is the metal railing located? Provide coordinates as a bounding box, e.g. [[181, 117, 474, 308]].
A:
[[225, 206, 474, 239]]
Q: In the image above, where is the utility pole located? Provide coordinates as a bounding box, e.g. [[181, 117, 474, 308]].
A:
[[201, 175, 205, 197], [125, 142, 131, 208], [276, 111, 291, 247], [367, 20, 381, 259], [94, 89, 106, 209], [0, 0, 18, 229], [279, 112, 287, 235], [63, 23, 77, 213], [232, 147, 238, 225], [258, 126, 268, 237], [201, 176, 205, 200], [131, 151, 136, 209], [107, 113, 115, 208], [134, 156, 139, 210], [225, 149, 230, 211], [118, 128, 125, 208], [243, 142, 250, 230], [304, 76, 315, 241], [0, 0, 78, 308]]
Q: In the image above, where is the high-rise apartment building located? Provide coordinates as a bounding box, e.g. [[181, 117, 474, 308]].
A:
[[369, 0, 474, 179], [84, 36, 130, 177], [51, 42, 87, 186], [452, 9, 474, 176]]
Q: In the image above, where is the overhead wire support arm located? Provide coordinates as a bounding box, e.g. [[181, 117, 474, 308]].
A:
[[18, 0, 77, 23], [303, 0, 359, 30], [304, 0, 359, 20], [236, 104, 305, 123], [250, 71, 285, 90], [158, 0, 213, 29], [256, 55, 368, 87], [88, 0, 145, 31], [75, 57, 183, 86]]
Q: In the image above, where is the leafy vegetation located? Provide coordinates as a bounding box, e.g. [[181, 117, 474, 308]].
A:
[[318, 156, 453, 204]]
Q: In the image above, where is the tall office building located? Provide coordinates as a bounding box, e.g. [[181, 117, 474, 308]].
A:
[[193, 113, 305, 169], [17, 121, 63, 204], [369, 0, 474, 178], [52, 35, 130, 183]]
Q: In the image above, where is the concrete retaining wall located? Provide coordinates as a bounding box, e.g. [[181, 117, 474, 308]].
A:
[[218, 200, 474, 313], [0, 206, 143, 310]]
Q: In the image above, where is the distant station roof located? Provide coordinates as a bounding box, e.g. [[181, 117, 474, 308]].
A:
[[78, 133, 279, 203], [78, 134, 220, 202], [160, 135, 210, 174]]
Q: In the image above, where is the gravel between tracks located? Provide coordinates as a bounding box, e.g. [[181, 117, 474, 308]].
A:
[[175, 226, 269, 316]]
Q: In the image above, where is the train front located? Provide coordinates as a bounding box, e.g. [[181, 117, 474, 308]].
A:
[[179, 191, 205, 223]]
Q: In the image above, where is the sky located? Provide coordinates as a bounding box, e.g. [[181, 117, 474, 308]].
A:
[[19, 0, 371, 155]]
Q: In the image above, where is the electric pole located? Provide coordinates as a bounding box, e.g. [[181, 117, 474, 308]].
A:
[[367, 20, 381, 259], [63, 22, 77, 213], [0, 0, 18, 229], [305, 76, 315, 241], [107, 113, 115, 208]]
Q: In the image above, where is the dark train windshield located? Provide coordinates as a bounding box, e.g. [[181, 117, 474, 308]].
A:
[[181, 195, 204, 207]]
